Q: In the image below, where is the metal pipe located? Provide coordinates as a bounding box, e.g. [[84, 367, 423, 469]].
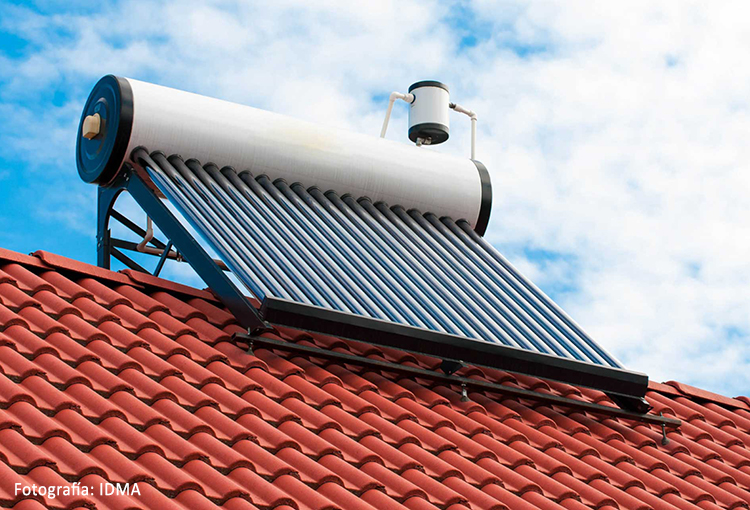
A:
[[380, 91, 415, 138], [197, 163, 362, 315], [171, 156, 318, 305], [136, 216, 153, 252], [238, 334, 677, 428], [450, 102, 477, 160], [291, 183, 435, 330]]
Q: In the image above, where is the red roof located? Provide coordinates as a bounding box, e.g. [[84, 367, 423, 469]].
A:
[[0, 246, 749, 510]]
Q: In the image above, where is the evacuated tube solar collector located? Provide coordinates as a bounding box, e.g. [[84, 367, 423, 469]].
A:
[[76, 75, 652, 403], [77, 75, 492, 235]]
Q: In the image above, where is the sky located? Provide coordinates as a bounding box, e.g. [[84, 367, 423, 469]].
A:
[[0, 0, 749, 397]]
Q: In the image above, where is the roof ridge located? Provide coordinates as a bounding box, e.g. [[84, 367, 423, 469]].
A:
[[0, 247, 48, 269], [664, 380, 750, 410], [33, 250, 136, 286], [0, 247, 221, 304], [34, 249, 218, 301], [121, 269, 218, 302]]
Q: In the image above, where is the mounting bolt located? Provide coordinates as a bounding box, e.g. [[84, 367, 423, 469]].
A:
[[82, 113, 101, 140], [460, 383, 470, 402], [660, 412, 670, 446]]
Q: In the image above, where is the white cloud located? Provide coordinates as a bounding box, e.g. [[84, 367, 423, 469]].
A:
[[466, 1, 750, 394], [2, 0, 749, 395]]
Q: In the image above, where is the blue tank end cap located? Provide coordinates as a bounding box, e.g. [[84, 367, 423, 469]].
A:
[[76, 75, 133, 185]]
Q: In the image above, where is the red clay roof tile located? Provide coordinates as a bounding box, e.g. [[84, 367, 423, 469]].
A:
[[77, 278, 133, 309], [475, 457, 542, 494], [38, 270, 92, 300], [0, 283, 42, 311], [205, 361, 259, 393], [1, 264, 55, 294], [166, 354, 222, 387], [225, 468, 296, 508], [318, 453, 383, 493], [473, 433, 533, 468], [666, 381, 750, 410], [120, 268, 214, 300], [2, 247, 750, 510], [189, 432, 252, 472], [32, 289, 80, 318], [0, 269, 14, 285], [108, 391, 170, 428], [358, 436, 420, 472], [191, 406, 251, 443], [231, 440, 297, 479], [432, 449, 492, 485], [399, 443, 463, 481], [317, 428, 381, 466], [187, 298, 235, 328], [17, 307, 67, 337], [285, 374, 340, 407], [443, 476, 507, 510], [360, 390, 416, 422], [236, 414, 296, 451], [58, 313, 108, 343], [0, 305, 29, 332]]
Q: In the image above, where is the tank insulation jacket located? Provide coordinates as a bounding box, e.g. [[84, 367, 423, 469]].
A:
[[76, 75, 492, 234]]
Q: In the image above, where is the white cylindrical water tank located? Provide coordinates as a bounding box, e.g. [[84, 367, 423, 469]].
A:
[[76, 76, 492, 234], [408, 81, 450, 145]]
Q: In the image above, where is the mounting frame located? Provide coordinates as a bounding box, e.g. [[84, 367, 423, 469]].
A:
[[96, 163, 268, 333], [261, 296, 651, 411]]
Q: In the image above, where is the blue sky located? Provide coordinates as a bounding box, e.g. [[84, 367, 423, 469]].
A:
[[1, 0, 749, 396]]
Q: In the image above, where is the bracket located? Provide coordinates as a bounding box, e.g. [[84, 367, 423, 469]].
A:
[[96, 163, 269, 333]]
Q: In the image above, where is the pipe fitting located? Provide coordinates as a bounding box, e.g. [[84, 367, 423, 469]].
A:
[[82, 113, 102, 140]]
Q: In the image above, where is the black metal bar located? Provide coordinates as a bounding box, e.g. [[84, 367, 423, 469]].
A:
[[608, 393, 652, 414], [110, 238, 230, 271], [154, 240, 173, 277], [100, 228, 112, 270], [111, 247, 149, 273], [110, 209, 168, 250], [97, 186, 123, 270], [237, 333, 680, 428], [127, 152, 268, 333], [260, 296, 649, 400]]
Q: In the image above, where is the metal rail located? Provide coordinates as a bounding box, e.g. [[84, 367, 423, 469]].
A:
[[239, 333, 681, 428]]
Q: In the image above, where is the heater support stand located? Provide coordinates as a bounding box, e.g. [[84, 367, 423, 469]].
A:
[[96, 166, 269, 332]]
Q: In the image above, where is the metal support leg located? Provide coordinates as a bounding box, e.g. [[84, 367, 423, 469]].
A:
[[153, 240, 173, 277], [94, 162, 269, 333], [97, 186, 123, 270]]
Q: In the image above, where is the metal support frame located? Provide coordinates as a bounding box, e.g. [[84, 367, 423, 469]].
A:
[[96, 165, 268, 332], [238, 333, 680, 428], [260, 296, 651, 406]]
